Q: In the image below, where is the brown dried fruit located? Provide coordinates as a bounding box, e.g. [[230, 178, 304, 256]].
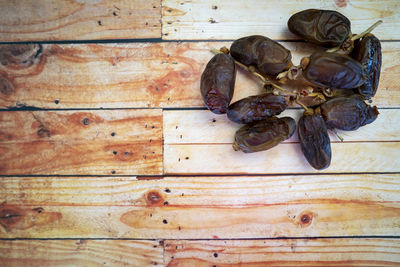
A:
[[200, 53, 236, 114], [233, 117, 296, 153], [227, 93, 287, 124], [302, 52, 365, 89], [288, 9, 351, 47], [319, 96, 379, 131], [351, 33, 382, 99], [298, 110, 331, 170], [230, 35, 292, 76]]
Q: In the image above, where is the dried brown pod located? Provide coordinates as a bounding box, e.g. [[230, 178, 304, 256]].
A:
[[298, 109, 331, 170], [318, 96, 379, 131], [227, 93, 287, 124], [302, 52, 365, 89], [351, 33, 382, 99], [230, 35, 292, 76], [288, 9, 351, 48], [233, 117, 296, 153], [200, 53, 236, 114]]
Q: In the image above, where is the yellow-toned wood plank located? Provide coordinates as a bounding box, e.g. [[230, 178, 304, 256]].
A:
[[165, 239, 400, 266], [0, 42, 398, 108], [164, 109, 400, 144], [0, 0, 161, 41], [1, 175, 399, 238], [164, 142, 400, 174], [162, 0, 400, 40], [0, 110, 162, 175], [0, 240, 163, 267]]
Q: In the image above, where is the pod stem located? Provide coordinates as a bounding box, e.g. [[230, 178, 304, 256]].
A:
[[351, 20, 383, 41], [295, 96, 312, 113], [210, 47, 290, 95], [331, 128, 344, 142], [326, 20, 383, 53], [232, 141, 241, 151]]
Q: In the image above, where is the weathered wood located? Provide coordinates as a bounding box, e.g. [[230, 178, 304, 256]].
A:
[[0, 42, 398, 108], [0, 0, 161, 41], [0, 110, 162, 175], [162, 0, 400, 40], [1, 175, 399, 238], [0, 240, 163, 266], [164, 109, 400, 144], [164, 239, 400, 266], [164, 142, 400, 174]]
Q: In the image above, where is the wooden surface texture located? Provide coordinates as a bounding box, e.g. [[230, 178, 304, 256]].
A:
[[0, 0, 400, 266], [0, 0, 162, 41], [0, 42, 399, 108]]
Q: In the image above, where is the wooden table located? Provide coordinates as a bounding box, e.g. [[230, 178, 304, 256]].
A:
[[1, 0, 400, 266]]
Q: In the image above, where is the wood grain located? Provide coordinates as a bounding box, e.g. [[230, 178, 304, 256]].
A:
[[0, 240, 163, 266], [162, 0, 400, 40], [164, 239, 400, 266], [164, 109, 400, 144], [1, 175, 399, 238], [0, 42, 398, 109], [0, 110, 162, 175], [0, 0, 161, 41]]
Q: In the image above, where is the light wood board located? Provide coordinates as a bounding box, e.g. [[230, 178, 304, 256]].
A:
[[0, 0, 161, 41], [162, 0, 400, 40], [0, 110, 162, 175], [0, 42, 398, 109], [165, 239, 400, 266], [0, 240, 163, 267], [1, 175, 399, 238]]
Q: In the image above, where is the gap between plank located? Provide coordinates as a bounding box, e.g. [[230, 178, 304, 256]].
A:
[[0, 236, 399, 241], [0, 39, 398, 45]]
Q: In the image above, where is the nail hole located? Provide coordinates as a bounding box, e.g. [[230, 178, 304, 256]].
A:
[[213, 253, 218, 257], [82, 118, 90, 125], [111, 132, 115, 136], [54, 99, 59, 104], [111, 170, 116, 174], [165, 188, 171, 193], [163, 219, 168, 224], [301, 214, 311, 224], [113, 151, 117, 155]]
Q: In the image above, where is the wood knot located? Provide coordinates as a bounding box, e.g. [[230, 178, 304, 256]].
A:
[[146, 191, 164, 205], [0, 44, 42, 67], [0, 76, 15, 96], [0, 204, 62, 231], [0, 207, 23, 227], [37, 128, 50, 138], [298, 211, 315, 228]]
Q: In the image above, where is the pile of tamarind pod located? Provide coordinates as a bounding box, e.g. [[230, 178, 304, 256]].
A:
[[200, 9, 382, 170]]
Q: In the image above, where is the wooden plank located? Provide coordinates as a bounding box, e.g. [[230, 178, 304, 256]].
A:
[[1, 174, 399, 238], [0, 110, 162, 175], [162, 0, 400, 40], [164, 239, 400, 266], [0, 0, 161, 41], [163, 108, 400, 174], [164, 142, 400, 174], [0, 42, 398, 109], [0, 240, 163, 266], [164, 109, 400, 144]]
